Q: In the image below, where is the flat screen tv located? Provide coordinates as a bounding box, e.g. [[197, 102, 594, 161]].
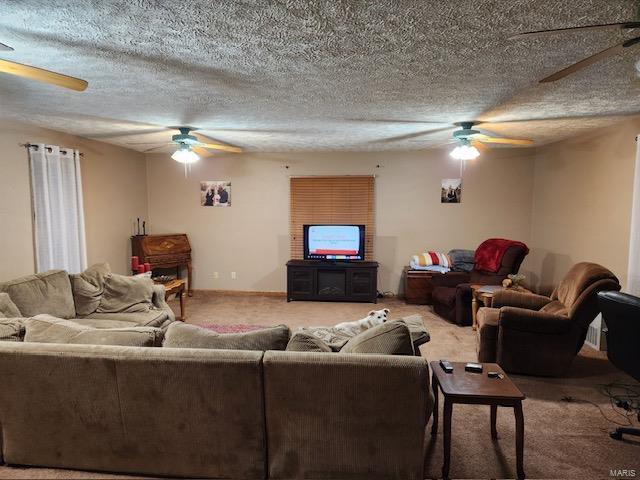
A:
[[303, 224, 365, 261]]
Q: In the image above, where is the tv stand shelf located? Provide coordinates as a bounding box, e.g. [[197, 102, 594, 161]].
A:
[[286, 260, 378, 303]]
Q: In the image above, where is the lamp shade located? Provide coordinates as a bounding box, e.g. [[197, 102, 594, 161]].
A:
[[171, 145, 200, 164]]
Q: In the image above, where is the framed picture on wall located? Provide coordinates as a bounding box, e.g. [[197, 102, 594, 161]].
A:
[[441, 178, 462, 203], [201, 181, 231, 207]]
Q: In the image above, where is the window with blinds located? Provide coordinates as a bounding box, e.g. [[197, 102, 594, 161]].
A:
[[290, 176, 375, 260]]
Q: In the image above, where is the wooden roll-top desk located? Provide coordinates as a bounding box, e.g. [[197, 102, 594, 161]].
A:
[[131, 234, 193, 296]]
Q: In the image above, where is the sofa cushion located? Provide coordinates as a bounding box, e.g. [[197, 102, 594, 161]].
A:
[[286, 332, 332, 352], [71, 318, 140, 329], [97, 274, 154, 314], [80, 310, 169, 328], [0, 270, 75, 319], [24, 315, 163, 347], [0, 293, 22, 318], [0, 318, 25, 342], [396, 314, 430, 348], [341, 321, 414, 355], [164, 322, 290, 351], [70, 262, 111, 316], [540, 300, 569, 316]]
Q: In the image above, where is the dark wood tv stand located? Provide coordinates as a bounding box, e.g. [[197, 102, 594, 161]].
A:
[[286, 260, 378, 303]]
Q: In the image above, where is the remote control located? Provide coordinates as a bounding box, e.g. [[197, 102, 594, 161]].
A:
[[439, 359, 454, 373], [488, 371, 504, 379], [465, 362, 483, 373]]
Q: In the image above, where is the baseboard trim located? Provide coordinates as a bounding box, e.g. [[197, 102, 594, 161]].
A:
[[193, 289, 287, 298]]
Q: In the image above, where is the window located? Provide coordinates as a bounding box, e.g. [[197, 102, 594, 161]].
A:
[[290, 176, 375, 260]]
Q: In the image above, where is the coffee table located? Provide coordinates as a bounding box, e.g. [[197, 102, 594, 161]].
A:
[[430, 361, 525, 480]]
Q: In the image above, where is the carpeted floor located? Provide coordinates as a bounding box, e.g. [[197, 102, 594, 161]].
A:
[[1, 294, 638, 479]]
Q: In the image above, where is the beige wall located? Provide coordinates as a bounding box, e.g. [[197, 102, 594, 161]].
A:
[[0, 121, 148, 280], [146, 148, 535, 292], [528, 118, 640, 293]]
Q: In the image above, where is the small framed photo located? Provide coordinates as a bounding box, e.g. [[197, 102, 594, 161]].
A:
[[201, 181, 231, 207], [441, 178, 462, 203]]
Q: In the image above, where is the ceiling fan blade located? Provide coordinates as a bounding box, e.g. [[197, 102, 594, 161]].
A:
[[509, 21, 640, 40], [0, 59, 87, 91], [127, 141, 174, 145], [0, 42, 14, 51], [347, 118, 448, 125], [193, 132, 243, 153], [471, 140, 489, 152], [192, 146, 215, 158], [144, 145, 172, 153], [476, 135, 533, 146], [539, 37, 640, 83], [369, 126, 455, 144]]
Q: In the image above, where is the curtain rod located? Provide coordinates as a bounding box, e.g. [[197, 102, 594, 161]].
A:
[[20, 143, 84, 157]]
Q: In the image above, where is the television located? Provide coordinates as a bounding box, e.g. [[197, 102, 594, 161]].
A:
[[303, 224, 365, 261]]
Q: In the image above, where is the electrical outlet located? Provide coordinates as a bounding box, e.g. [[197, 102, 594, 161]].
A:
[[231, 271, 237, 280], [212, 272, 219, 279]]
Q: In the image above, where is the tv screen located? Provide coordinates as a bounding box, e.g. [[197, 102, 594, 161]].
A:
[[303, 225, 365, 261]]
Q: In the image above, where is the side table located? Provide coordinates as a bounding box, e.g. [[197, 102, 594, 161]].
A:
[[157, 279, 187, 321], [430, 361, 526, 480]]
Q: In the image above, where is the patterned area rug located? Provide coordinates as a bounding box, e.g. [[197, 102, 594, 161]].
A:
[[197, 323, 269, 334]]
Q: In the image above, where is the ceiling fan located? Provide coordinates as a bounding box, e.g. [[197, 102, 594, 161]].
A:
[[132, 126, 243, 163], [359, 119, 533, 158], [0, 41, 88, 91], [446, 122, 533, 160], [509, 21, 640, 83]]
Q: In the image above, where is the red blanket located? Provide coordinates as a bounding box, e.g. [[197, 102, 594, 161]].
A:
[[474, 238, 529, 273]]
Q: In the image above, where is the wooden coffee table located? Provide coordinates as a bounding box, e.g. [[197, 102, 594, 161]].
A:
[[156, 279, 187, 321], [430, 361, 525, 480]]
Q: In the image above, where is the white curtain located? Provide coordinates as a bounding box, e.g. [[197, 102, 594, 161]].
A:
[[29, 144, 87, 274], [627, 137, 640, 295]]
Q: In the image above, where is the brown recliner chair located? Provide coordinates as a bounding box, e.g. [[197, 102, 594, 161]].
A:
[[476, 262, 621, 376], [431, 241, 529, 326]]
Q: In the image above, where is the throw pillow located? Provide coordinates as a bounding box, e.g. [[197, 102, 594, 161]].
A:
[[286, 332, 332, 352], [0, 292, 22, 318], [70, 262, 111, 316], [24, 314, 163, 347], [97, 274, 154, 314], [163, 322, 290, 351], [0, 318, 25, 342], [340, 321, 414, 356]]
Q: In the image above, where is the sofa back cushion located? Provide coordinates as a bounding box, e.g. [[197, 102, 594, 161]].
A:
[[263, 351, 432, 480], [340, 321, 414, 355], [24, 315, 164, 347], [70, 262, 111, 316], [0, 342, 266, 479], [0, 270, 75, 319], [97, 274, 154, 314], [0, 319, 24, 342], [164, 322, 290, 351], [0, 292, 22, 318]]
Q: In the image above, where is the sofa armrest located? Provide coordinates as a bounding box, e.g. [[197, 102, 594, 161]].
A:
[[499, 307, 571, 334], [431, 272, 471, 288], [152, 284, 176, 323], [492, 291, 552, 310]]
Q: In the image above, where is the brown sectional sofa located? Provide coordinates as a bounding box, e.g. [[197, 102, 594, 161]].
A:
[[0, 268, 175, 334], [0, 267, 434, 479], [0, 343, 433, 479]]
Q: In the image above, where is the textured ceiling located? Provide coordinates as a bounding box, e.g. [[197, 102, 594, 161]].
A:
[[1, 0, 640, 152]]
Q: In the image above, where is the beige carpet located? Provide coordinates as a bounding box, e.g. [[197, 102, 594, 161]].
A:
[[1, 294, 638, 480]]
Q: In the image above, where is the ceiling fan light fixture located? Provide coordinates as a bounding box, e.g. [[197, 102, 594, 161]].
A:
[[171, 144, 200, 164], [450, 140, 480, 161]]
